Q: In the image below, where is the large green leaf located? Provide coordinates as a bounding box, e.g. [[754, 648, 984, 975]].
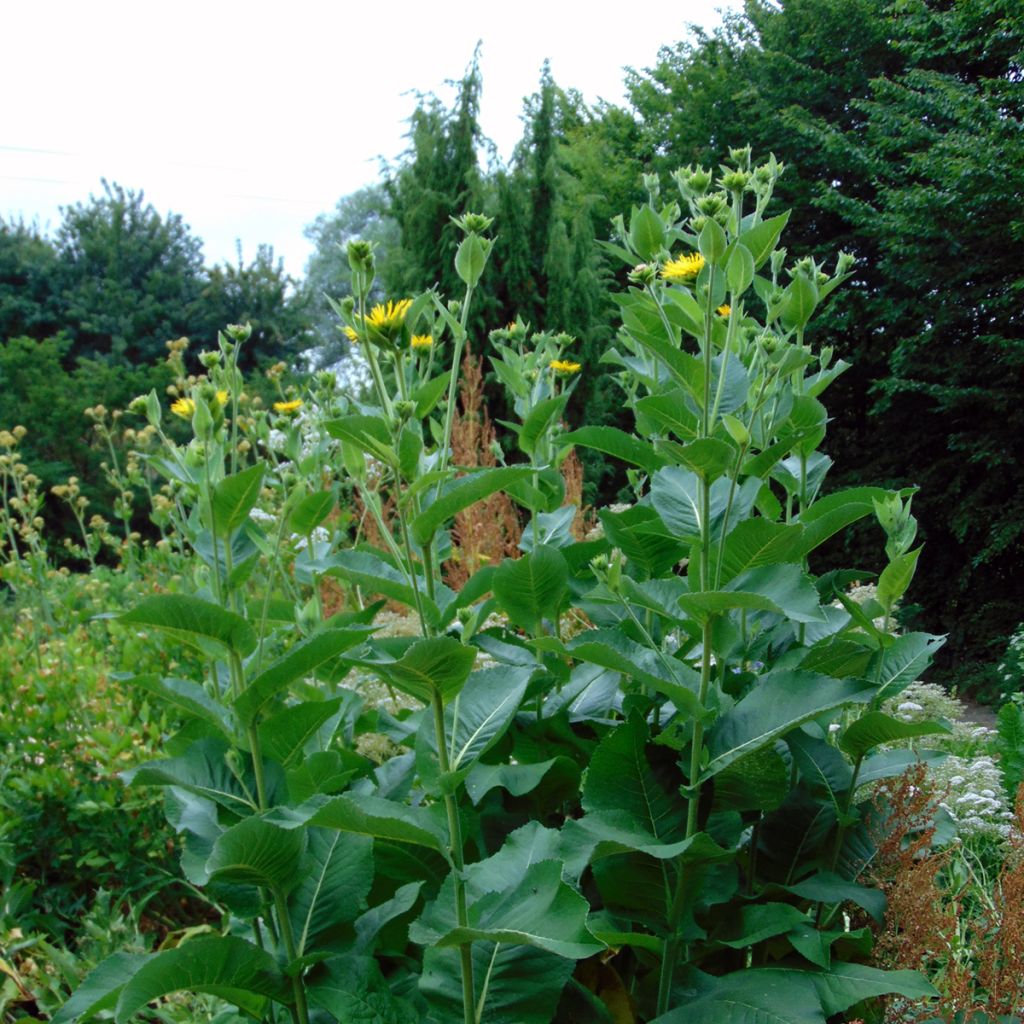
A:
[[680, 565, 824, 625], [652, 966, 824, 1024], [114, 936, 288, 1023], [857, 747, 946, 786], [787, 732, 853, 819], [411, 466, 535, 546], [206, 816, 307, 893], [636, 389, 701, 440], [352, 881, 424, 954], [212, 463, 265, 537], [869, 632, 946, 701], [269, 794, 448, 855], [712, 903, 810, 948], [567, 628, 702, 717], [418, 860, 602, 959], [118, 595, 257, 657], [257, 698, 344, 768], [124, 738, 257, 814], [437, 665, 532, 772], [52, 952, 148, 1024], [560, 426, 667, 474], [630, 203, 666, 259], [703, 673, 872, 781], [291, 829, 374, 954], [782, 871, 886, 924], [324, 549, 450, 627], [713, 745, 790, 813], [129, 675, 230, 736], [465, 757, 580, 805], [235, 627, 373, 724], [421, 942, 574, 1024], [713, 520, 806, 584], [840, 711, 951, 760], [793, 487, 892, 556], [561, 811, 727, 879], [363, 636, 477, 705], [583, 715, 685, 838], [324, 414, 395, 464], [306, 955, 412, 1023], [877, 546, 922, 611], [492, 545, 569, 634]]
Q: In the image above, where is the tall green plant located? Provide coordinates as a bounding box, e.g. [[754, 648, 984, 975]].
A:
[[59, 152, 949, 1024]]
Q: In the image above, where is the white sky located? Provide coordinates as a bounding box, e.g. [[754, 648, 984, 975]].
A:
[[1, 0, 738, 280]]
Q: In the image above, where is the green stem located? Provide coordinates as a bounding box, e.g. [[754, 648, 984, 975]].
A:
[[431, 690, 476, 1024], [439, 284, 474, 477]]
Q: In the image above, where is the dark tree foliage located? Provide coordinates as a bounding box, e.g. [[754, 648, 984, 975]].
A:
[[199, 244, 312, 370], [823, 0, 1024, 676], [0, 221, 63, 342], [54, 181, 207, 364], [386, 49, 487, 306], [621, 0, 1024, 686]]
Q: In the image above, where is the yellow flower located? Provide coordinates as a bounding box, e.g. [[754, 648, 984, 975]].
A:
[[365, 299, 413, 333], [170, 397, 194, 419], [661, 252, 705, 282], [342, 325, 359, 343], [716, 304, 731, 317], [273, 399, 303, 414], [215, 390, 229, 405], [549, 359, 582, 375], [410, 334, 433, 350]]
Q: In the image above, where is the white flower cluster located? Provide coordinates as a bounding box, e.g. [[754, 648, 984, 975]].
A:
[[882, 679, 964, 724], [930, 754, 1016, 843]]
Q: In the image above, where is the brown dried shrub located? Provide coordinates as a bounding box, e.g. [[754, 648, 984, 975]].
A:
[[445, 351, 522, 590], [867, 764, 973, 1022], [974, 785, 1024, 1016]]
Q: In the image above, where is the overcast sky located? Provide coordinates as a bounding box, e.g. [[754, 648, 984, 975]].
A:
[[2, 0, 738, 279]]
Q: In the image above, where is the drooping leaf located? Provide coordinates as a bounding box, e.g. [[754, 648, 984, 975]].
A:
[[703, 674, 872, 781], [492, 545, 570, 634], [520, 394, 570, 455], [114, 936, 288, 1023], [870, 632, 946, 701], [324, 549, 450, 626], [362, 636, 477, 705], [206, 816, 307, 893], [269, 793, 448, 855], [417, 860, 602, 960], [840, 711, 951, 761], [411, 467, 535, 546], [118, 595, 257, 657], [235, 628, 374, 724], [52, 952, 148, 1024], [561, 425, 667, 475]]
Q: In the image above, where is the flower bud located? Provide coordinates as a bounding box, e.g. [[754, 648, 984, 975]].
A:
[[198, 350, 221, 369], [451, 211, 493, 234], [628, 263, 658, 287], [720, 170, 751, 192], [225, 323, 251, 344], [728, 145, 752, 170]]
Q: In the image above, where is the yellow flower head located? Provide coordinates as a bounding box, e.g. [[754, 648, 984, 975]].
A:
[[342, 325, 359, 343], [716, 304, 731, 317], [170, 397, 195, 419], [549, 359, 582, 375], [365, 299, 413, 334], [410, 334, 433, 350], [273, 399, 303, 415], [215, 390, 229, 405], [661, 252, 705, 283]]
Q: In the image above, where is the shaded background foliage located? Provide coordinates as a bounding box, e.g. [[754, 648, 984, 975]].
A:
[[2, 0, 1022, 695]]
